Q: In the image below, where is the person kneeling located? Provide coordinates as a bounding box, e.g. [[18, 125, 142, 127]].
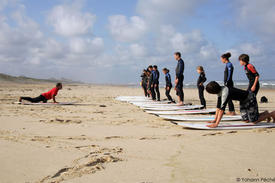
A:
[[19, 83, 62, 104], [205, 81, 275, 128]]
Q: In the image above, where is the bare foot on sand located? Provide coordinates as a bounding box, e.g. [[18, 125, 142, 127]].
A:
[[226, 111, 236, 116]]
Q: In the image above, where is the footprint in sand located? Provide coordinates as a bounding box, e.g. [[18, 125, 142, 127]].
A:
[[202, 132, 223, 136], [39, 147, 123, 183]]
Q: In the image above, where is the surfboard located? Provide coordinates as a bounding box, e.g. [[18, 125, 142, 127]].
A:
[[132, 103, 179, 107], [174, 122, 275, 130], [159, 115, 242, 121], [141, 105, 203, 111], [145, 108, 216, 115], [14, 102, 76, 105]]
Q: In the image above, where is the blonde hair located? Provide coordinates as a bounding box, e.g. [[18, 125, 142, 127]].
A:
[[197, 66, 204, 72]]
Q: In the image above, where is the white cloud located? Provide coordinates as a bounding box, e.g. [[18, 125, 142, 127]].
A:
[[47, 2, 96, 37], [108, 15, 147, 42], [234, 0, 275, 39], [130, 44, 147, 57], [136, 0, 204, 24]]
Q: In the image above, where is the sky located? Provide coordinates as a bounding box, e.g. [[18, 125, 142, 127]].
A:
[[0, 0, 275, 84]]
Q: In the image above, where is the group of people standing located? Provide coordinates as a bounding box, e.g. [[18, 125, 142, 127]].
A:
[[141, 52, 185, 106], [140, 51, 275, 128], [140, 51, 260, 111]]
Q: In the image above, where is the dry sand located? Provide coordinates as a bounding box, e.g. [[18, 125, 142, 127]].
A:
[[0, 83, 275, 183]]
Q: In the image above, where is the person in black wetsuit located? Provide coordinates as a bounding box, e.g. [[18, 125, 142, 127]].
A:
[[147, 65, 156, 100], [239, 54, 260, 95], [153, 65, 160, 101], [196, 66, 207, 108], [174, 52, 184, 106], [162, 68, 175, 103], [221, 52, 236, 115], [145, 69, 151, 98], [140, 69, 148, 97], [205, 81, 275, 128]]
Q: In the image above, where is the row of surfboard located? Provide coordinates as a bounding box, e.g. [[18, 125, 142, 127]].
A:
[[115, 96, 275, 130]]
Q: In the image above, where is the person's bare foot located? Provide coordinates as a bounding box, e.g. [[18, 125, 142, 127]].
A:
[[19, 97, 22, 102], [177, 102, 184, 106], [226, 111, 236, 116], [270, 111, 275, 122]]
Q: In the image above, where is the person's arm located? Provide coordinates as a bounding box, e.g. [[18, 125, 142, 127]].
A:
[[207, 108, 220, 123], [53, 95, 58, 103], [207, 109, 224, 128], [251, 76, 259, 92], [226, 64, 233, 85]]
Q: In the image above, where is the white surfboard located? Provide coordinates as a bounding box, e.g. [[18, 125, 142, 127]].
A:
[[159, 115, 242, 121], [131, 101, 174, 106], [141, 105, 203, 111], [146, 108, 216, 115], [15, 102, 76, 105], [115, 96, 147, 100], [132, 103, 179, 107], [174, 122, 275, 130]]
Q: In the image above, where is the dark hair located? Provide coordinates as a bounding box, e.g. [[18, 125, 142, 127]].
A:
[[239, 54, 249, 63], [56, 83, 62, 87], [153, 65, 158, 69], [206, 81, 221, 94], [162, 68, 169, 72], [197, 66, 204, 72], [221, 52, 231, 60], [148, 65, 153, 69], [174, 52, 181, 58]]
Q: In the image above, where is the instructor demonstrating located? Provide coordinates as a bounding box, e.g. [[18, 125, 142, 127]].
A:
[[174, 52, 184, 106]]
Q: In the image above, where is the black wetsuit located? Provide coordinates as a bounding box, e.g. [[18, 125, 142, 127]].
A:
[[165, 72, 173, 102], [217, 86, 259, 122], [197, 72, 207, 108], [175, 59, 184, 102], [153, 70, 160, 101], [149, 71, 156, 100], [244, 64, 260, 95], [141, 73, 148, 97], [21, 95, 47, 103], [224, 62, 235, 112]]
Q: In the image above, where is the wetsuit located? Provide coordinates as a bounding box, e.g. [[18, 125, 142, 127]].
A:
[[149, 70, 156, 100], [197, 72, 207, 108], [153, 70, 160, 101], [175, 59, 184, 102], [21, 87, 59, 103], [244, 64, 260, 95], [21, 95, 47, 103], [165, 72, 173, 102], [141, 73, 148, 97], [217, 86, 259, 122], [224, 62, 235, 112]]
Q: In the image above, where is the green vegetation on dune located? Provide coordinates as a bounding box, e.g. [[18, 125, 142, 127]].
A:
[[0, 73, 81, 84]]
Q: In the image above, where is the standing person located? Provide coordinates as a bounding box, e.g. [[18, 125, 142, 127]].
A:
[[239, 54, 260, 95], [153, 65, 160, 101], [140, 69, 148, 97], [19, 83, 63, 103], [174, 52, 184, 106], [162, 68, 175, 103], [221, 52, 236, 115], [196, 66, 207, 108], [146, 69, 151, 98], [148, 65, 156, 100]]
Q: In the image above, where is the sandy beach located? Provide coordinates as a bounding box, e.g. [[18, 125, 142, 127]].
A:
[[0, 83, 275, 183]]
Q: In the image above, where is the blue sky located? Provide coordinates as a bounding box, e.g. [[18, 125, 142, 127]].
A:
[[0, 0, 274, 84]]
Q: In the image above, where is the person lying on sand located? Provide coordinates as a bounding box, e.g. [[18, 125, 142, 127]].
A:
[[205, 81, 275, 128], [19, 83, 62, 103]]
